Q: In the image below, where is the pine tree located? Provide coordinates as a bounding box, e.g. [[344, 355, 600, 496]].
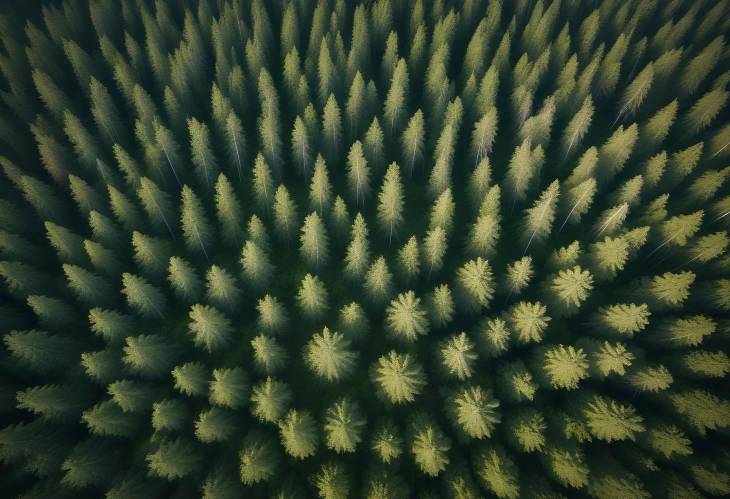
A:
[[313, 462, 350, 499], [364, 256, 394, 305], [385, 291, 429, 343], [272, 185, 299, 242], [541, 344, 590, 390], [239, 430, 279, 485], [146, 438, 202, 480], [300, 211, 329, 270], [131, 231, 172, 276], [455, 258, 495, 314], [137, 177, 176, 237], [401, 109, 425, 176], [337, 301, 369, 341], [347, 141, 371, 208], [188, 304, 233, 353], [206, 265, 242, 311], [210, 367, 249, 409], [364, 117, 385, 174], [278, 409, 318, 459], [309, 154, 333, 214], [224, 111, 246, 182], [180, 185, 213, 258], [582, 395, 644, 442], [423, 227, 448, 275], [172, 362, 209, 398], [683, 88, 728, 135], [251, 334, 288, 375], [152, 399, 188, 432], [322, 93, 343, 163], [258, 69, 283, 176], [4, 329, 73, 373], [509, 301, 550, 344], [371, 350, 426, 404], [188, 117, 220, 190], [383, 58, 409, 133], [240, 241, 274, 291], [296, 273, 329, 320], [376, 163, 404, 244], [371, 421, 403, 464], [82, 400, 140, 437], [439, 332, 478, 380], [474, 446, 520, 498], [409, 415, 451, 477], [64, 264, 115, 306], [450, 385, 501, 439], [291, 115, 312, 178], [304, 326, 356, 382], [252, 153, 274, 210], [122, 334, 177, 378], [324, 397, 366, 453], [257, 294, 289, 335], [250, 377, 292, 423], [168, 257, 203, 303]]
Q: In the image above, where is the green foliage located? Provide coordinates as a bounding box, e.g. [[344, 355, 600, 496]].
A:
[[188, 304, 233, 353], [279, 409, 318, 459], [304, 326, 357, 382], [2, 2, 729, 496], [371, 351, 426, 404]]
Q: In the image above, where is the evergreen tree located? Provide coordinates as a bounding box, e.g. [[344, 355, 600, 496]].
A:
[[257, 294, 289, 335], [272, 185, 299, 242], [146, 438, 202, 480], [63, 264, 114, 307], [309, 154, 333, 214], [300, 211, 330, 270], [168, 257, 203, 303], [251, 334, 288, 375], [296, 273, 329, 320], [324, 397, 366, 453], [385, 291, 429, 343], [215, 173, 244, 247], [347, 141, 371, 208], [376, 163, 404, 244], [206, 265, 242, 311], [439, 332, 478, 380], [409, 415, 451, 477], [210, 367, 249, 409], [188, 304, 233, 353], [371, 350, 426, 404], [279, 409, 318, 459], [383, 59, 409, 133], [122, 334, 177, 378], [180, 185, 213, 258], [291, 115, 312, 178], [364, 256, 394, 305], [239, 430, 279, 485], [250, 377, 292, 423], [304, 326, 357, 382], [240, 241, 274, 291], [450, 385, 500, 439]]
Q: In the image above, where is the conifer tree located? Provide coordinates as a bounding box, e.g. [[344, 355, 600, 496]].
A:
[[278, 409, 318, 459], [180, 185, 213, 258], [300, 212, 329, 270], [239, 430, 279, 485], [304, 326, 356, 382], [376, 163, 404, 244], [209, 367, 249, 409], [250, 377, 292, 424], [296, 273, 329, 320], [240, 241, 274, 291], [205, 265, 242, 311], [324, 397, 366, 453], [188, 304, 233, 353], [371, 350, 426, 404]]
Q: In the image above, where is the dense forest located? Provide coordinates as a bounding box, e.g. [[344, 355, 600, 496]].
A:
[[1, 0, 729, 497]]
